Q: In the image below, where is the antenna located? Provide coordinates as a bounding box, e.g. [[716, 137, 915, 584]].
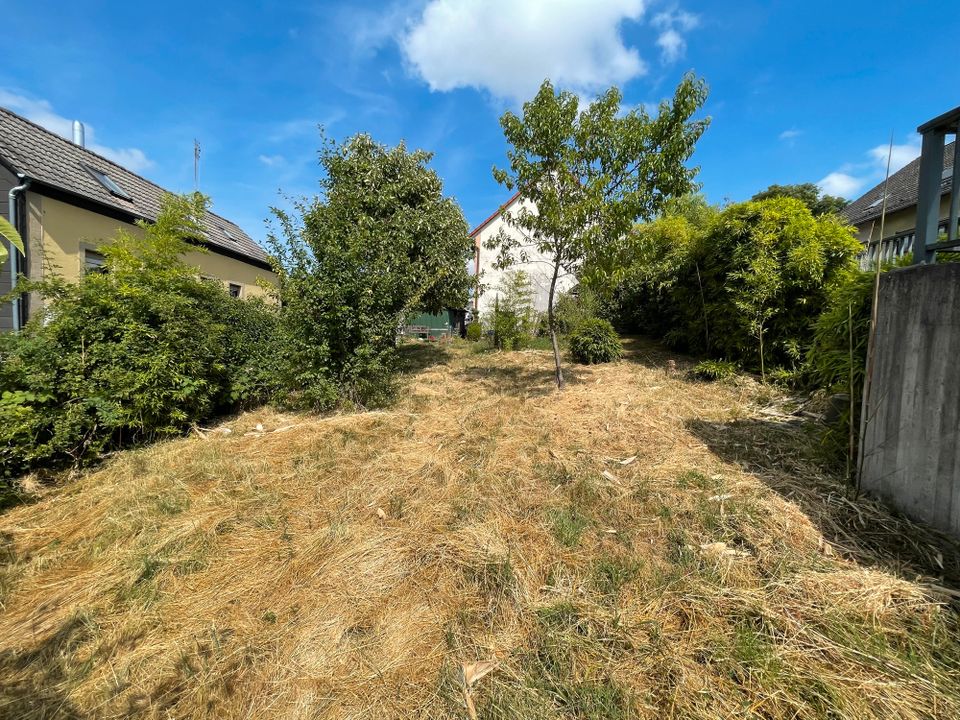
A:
[[193, 139, 201, 190]]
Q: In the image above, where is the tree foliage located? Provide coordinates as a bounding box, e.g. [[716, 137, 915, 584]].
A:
[[610, 196, 862, 375], [751, 183, 848, 217], [268, 133, 473, 409], [0, 193, 277, 478], [487, 75, 710, 387]]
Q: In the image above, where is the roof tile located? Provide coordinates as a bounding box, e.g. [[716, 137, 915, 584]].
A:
[[0, 106, 270, 266]]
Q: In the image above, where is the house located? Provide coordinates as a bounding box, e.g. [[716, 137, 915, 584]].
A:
[[0, 106, 277, 332], [470, 192, 576, 318], [841, 108, 959, 266]]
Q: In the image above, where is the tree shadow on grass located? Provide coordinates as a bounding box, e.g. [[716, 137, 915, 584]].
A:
[[685, 416, 960, 589], [461, 356, 587, 399], [397, 341, 452, 375], [0, 613, 93, 719], [619, 335, 700, 373]]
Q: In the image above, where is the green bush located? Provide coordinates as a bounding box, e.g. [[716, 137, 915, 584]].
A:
[[609, 197, 862, 377], [553, 288, 600, 335], [690, 359, 738, 381], [268, 133, 473, 410], [568, 318, 623, 364], [465, 321, 482, 342], [489, 270, 536, 351], [0, 193, 278, 478]]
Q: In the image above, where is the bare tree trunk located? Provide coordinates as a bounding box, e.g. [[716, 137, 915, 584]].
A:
[[547, 259, 564, 389]]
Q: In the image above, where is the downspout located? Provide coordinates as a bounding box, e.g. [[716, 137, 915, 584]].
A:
[[8, 175, 31, 332]]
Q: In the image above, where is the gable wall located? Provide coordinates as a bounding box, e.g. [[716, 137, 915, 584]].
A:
[[472, 197, 576, 319]]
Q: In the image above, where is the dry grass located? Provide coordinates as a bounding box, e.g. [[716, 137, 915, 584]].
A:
[[1, 338, 958, 719]]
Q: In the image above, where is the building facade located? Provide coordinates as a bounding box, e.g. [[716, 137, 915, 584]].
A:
[[841, 137, 957, 267], [470, 193, 576, 319], [1, 107, 276, 332]]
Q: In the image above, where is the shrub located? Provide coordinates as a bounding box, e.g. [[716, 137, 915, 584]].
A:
[[0, 193, 277, 478], [609, 197, 861, 377], [690, 359, 738, 381], [553, 288, 600, 335], [268, 133, 474, 410], [465, 321, 482, 341], [488, 270, 536, 351], [569, 318, 623, 364]]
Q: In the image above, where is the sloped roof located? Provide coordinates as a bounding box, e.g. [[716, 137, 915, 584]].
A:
[[469, 191, 521, 237], [841, 141, 955, 227], [0, 106, 270, 267]]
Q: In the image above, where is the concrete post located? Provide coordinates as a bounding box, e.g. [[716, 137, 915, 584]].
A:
[[913, 130, 945, 264], [949, 134, 960, 243]]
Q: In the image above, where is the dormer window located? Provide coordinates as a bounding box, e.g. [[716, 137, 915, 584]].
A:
[[82, 164, 132, 201]]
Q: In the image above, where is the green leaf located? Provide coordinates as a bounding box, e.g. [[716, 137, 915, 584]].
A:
[[0, 215, 24, 266]]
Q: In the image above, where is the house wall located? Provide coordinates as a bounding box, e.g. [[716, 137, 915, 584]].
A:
[[472, 197, 576, 319], [852, 196, 953, 243], [20, 193, 276, 319], [0, 164, 16, 332]]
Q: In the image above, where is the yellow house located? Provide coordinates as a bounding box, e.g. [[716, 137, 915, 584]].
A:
[[0, 106, 277, 332], [841, 139, 956, 266]]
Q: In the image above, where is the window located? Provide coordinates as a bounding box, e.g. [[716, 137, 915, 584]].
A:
[[84, 248, 107, 273], [228, 283, 242, 298], [220, 226, 239, 242], [82, 164, 132, 201]]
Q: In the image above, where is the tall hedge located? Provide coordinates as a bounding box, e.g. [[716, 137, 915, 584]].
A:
[[0, 193, 277, 477], [609, 197, 861, 376]]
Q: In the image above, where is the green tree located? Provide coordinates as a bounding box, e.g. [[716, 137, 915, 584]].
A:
[[487, 75, 710, 388], [269, 133, 473, 409], [690, 197, 861, 372], [751, 183, 848, 216]]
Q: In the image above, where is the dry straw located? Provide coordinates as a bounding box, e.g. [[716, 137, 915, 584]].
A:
[[1, 339, 958, 719]]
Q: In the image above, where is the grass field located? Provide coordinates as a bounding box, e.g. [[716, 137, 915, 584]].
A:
[[1, 339, 959, 719]]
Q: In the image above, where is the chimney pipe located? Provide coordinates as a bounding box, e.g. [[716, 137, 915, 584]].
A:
[[72, 120, 85, 147]]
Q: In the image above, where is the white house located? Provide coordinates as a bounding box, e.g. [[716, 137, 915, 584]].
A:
[[470, 192, 576, 318]]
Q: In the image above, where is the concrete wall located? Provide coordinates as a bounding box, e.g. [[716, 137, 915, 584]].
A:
[[473, 196, 576, 318], [860, 263, 960, 537]]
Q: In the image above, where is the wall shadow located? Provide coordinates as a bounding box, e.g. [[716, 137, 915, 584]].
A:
[[685, 416, 960, 588]]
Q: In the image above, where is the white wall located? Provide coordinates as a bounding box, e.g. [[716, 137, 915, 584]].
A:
[[472, 196, 575, 319]]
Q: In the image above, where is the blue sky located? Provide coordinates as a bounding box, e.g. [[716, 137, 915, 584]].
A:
[[3, 1, 956, 243]]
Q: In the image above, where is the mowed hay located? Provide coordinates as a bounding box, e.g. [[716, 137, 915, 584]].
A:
[[1, 339, 959, 719]]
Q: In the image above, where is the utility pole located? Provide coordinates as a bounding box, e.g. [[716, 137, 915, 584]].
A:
[[193, 139, 201, 191]]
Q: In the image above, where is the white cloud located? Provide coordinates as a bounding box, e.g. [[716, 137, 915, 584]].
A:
[[651, 8, 700, 63], [258, 154, 286, 168], [656, 29, 685, 63], [818, 135, 921, 199], [868, 137, 921, 174], [818, 172, 865, 198], [779, 129, 802, 141], [0, 89, 153, 173], [401, 0, 649, 102]]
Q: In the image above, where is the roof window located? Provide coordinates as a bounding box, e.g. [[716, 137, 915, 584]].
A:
[[82, 164, 132, 201], [220, 226, 239, 242]]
